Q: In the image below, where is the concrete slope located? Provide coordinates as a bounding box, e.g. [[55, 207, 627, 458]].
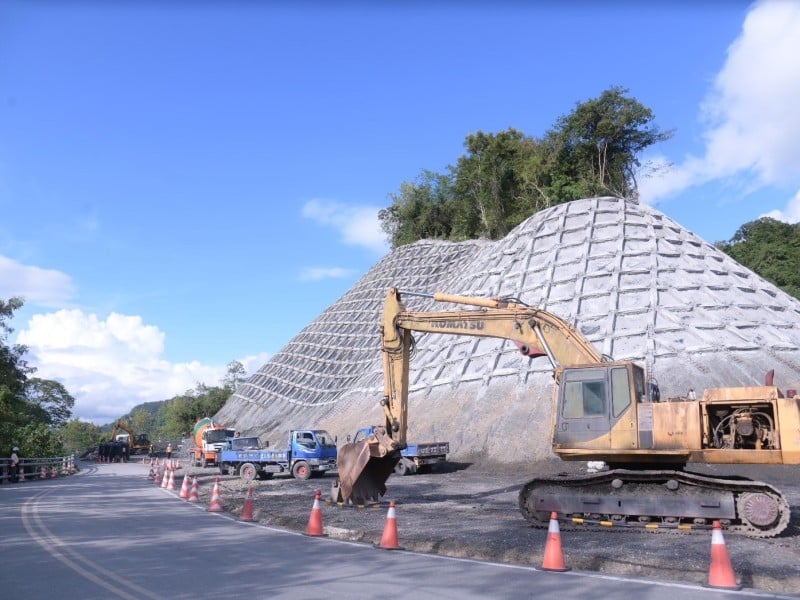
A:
[[216, 197, 800, 462]]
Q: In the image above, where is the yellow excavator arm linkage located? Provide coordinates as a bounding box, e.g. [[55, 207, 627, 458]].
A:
[[110, 420, 135, 442], [378, 288, 604, 453], [334, 287, 605, 505]]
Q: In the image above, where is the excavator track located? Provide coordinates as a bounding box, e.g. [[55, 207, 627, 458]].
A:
[[518, 469, 790, 538]]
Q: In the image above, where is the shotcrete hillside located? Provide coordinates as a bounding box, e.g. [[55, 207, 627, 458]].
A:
[[215, 196, 800, 463]]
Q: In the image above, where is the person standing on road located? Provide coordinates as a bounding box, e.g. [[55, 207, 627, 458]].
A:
[[9, 447, 19, 483], [166, 443, 173, 460]]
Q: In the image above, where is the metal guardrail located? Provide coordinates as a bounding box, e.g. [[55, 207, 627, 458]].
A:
[[0, 455, 76, 484]]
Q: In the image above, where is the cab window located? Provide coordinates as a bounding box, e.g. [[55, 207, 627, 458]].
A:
[[562, 369, 607, 418], [611, 367, 632, 417]]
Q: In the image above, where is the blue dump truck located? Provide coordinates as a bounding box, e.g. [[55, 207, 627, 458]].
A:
[[216, 429, 338, 482], [351, 426, 449, 476]]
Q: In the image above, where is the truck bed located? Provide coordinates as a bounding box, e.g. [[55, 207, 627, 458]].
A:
[[220, 449, 290, 463]]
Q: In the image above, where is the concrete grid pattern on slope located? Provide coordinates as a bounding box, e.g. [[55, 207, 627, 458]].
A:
[[216, 197, 800, 461]]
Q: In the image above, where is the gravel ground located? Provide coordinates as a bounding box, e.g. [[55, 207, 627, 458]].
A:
[[157, 458, 800, 596]]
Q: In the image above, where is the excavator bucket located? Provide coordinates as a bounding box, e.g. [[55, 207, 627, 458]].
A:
[[332, 441, 400, 505]]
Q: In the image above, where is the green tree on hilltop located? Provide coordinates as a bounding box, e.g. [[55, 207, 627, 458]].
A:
[[380, 87, 672, 248], [717, 217, 800, 300]]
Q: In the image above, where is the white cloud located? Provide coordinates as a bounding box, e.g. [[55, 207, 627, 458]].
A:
[[302, 198, 389, 254], [760, 189, 800, 223], [298, 266, 355, 282], [641, 0, 800, 203], [16, 309, 228, 424], [237, 352, 271, 378], [0, 255, 75, 307]]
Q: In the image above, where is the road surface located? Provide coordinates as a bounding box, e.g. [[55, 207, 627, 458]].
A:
[[0, 462, 792, 600]]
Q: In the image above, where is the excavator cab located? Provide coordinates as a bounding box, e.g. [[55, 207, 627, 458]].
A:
[[332, 427, 401, 505], [552, 362, 644, 455]]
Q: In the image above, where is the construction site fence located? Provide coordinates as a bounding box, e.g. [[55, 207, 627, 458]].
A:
[[0, 455, 77, 484]]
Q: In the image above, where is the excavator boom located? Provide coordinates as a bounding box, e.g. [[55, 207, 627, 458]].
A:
[[333, 287, 605, 505]]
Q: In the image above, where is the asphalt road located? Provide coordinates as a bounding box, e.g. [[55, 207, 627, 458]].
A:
[[0, 461, 796, 600], [173, 457, 800, 596]]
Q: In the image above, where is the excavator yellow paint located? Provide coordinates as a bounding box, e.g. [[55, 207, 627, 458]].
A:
[[332, 287, 800, 536]]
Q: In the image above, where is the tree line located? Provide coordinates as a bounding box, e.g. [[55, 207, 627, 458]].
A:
[[715, 217, 800, 300], [379, 86, 673, 247]]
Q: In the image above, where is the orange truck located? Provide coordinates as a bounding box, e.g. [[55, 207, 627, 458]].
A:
[[190, 417, 236, 467]]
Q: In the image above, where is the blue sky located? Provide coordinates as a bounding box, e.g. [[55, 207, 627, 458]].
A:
[[2, 1, 799, 424]]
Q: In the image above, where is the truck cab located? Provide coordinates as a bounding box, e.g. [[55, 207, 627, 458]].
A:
[[216, 429, 338, 482], [289, 430, 338, 479]]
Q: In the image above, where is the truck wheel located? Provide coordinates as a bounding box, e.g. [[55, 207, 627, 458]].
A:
[[394, 458, 415, 476], [240, 463, 257, 483], [219, 463, 227, 476], [292, 461, 311, 480]]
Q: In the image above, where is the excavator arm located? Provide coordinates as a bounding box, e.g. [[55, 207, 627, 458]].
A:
[[109, 420, 151, 453], [333, 287, 604, 505], [110, 420, 135, 443]]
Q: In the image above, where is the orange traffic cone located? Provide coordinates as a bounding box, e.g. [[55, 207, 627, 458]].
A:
[[208, 477, 224, 512], [153, 466, 162, 485], [166, 469, 176, 491], [707, 521, 741, 590], [187, 477, 200, 503], [377, 501, 403, 550], [19, 466, 25, 483], [160, 468, 169, 488], [305, 490, 326, 536], [541, 512, 570, 572], [41, 466, 47, 479], [240, 487, 255, 522], [179, 473, 190, 498]]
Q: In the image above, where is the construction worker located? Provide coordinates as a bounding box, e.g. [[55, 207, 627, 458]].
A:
[[9, 447, 19, 483], [166, 442, 173, 460]]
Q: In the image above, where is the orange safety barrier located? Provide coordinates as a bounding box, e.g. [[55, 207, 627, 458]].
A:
[[305, 490, 326, 536], [240, 487, 255, 522], [187, 477, 200, 503], [541, 512, 570, 572], [707, 521, 741, 590], [208, 477, 224, 512], [377, 500, 402, 550]]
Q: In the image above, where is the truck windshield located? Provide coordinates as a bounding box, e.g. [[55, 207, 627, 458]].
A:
[[231, 437, 261, 450], [314, 431, 337, 448], [206, 429, 234, 443]]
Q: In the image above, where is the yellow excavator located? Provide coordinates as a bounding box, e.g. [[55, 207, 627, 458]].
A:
[[109, 420, 152, 455], [332, 288, 800, 537]]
